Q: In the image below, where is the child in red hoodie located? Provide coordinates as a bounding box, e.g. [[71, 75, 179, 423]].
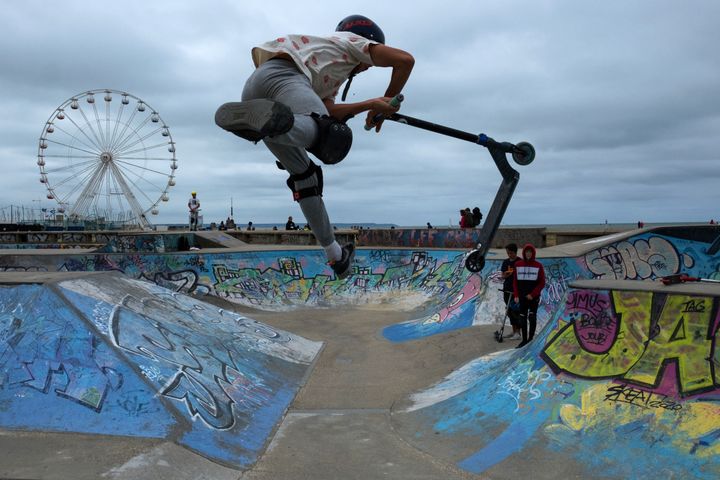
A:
[[513, 243, 546, 348]]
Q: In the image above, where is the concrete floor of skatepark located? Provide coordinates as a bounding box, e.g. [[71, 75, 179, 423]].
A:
[[1, 297, 511, 480]]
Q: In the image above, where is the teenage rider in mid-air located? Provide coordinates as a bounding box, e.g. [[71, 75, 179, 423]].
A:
[[215, 15, 414, 278]]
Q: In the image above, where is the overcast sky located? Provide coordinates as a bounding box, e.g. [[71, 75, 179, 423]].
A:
[[1, 0, 718, 227]]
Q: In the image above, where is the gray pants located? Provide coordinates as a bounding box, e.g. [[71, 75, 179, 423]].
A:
[[241, 58, 336, 247]]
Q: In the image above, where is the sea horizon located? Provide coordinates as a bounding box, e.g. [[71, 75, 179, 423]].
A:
[[156, 220, 712, 231]]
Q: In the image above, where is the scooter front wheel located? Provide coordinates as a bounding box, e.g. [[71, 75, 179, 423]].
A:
[[512, 142, 535, 166], [465, 250, 485, 272]]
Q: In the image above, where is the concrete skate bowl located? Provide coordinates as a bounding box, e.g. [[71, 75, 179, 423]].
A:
[[0, 247, 501, 334], [0, 225, 719, 475], [0, 272, 321, 469], [0, 225, 707, 339], [1, 225, 719, 354]]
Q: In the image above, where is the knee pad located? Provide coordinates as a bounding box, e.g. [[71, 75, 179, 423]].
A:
[[306, 113, 352, 165], [286, 163, 324, 201]]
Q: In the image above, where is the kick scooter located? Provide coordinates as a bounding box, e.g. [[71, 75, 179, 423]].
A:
[[368, 95, 536, 272]]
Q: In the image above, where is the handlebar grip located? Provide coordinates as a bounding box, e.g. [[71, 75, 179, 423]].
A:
[[364, 94, 404, 130]]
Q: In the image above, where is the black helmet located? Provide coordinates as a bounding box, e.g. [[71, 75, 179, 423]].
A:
[[336, 15, 385, 44]]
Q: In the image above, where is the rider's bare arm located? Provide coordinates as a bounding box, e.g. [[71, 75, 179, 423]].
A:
[[368, 44, 414, 98], [323, 96, 399, 122], [324, 44, 414, 130], [366, 44, 414, 131]]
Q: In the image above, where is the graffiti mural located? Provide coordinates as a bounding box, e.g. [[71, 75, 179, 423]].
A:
[[543, 383, 720, 477], [58, 274, 321, 467], [392, 283, 720, 479], [542, 289, 718, 397], [111, 294, 276, 430], [0, 230, 716, 343], [141, 269, 210, 295], [383, 274, 482, 342], [584, 235, 694, 280], [0, 274, 321, 469], [0, 284, 174, 437]]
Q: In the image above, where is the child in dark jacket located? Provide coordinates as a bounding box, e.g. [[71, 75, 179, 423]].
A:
[[513, 243, 546, 348]]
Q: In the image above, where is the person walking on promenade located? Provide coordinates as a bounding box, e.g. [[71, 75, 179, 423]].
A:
[[513, 243, 546, 348], [501, 243, 521, 340], [215, 15, 414, 278], [286, 216, 298, 230], [188, 191, 200, 231]]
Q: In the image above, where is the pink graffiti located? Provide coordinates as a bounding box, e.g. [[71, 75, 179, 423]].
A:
[[422, 275, 481, 325], [566, 290, 616, 353]]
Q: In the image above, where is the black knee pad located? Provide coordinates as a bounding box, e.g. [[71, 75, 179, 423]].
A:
[[286, 163, 324, 201], [306, 114, 352, 165]]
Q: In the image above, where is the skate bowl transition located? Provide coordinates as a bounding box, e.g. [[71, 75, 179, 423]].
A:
[[0, 225, 719, 478]]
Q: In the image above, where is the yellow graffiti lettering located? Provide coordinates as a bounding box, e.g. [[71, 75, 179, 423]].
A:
[[624, 295, 714, 395], [542, 291, 652, 377]]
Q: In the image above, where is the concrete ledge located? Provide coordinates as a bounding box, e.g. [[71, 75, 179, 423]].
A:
[[571, 278, 720, 295]]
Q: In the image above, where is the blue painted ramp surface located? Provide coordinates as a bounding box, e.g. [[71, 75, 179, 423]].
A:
[[0, 283, 175, 437], [391, 283, 720, 479], [0, 273, 322, 469]]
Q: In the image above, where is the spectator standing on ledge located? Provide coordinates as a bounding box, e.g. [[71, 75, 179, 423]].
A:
[[459, 208, 473, 228], [513, 243, 546, 348], [188, 191, 200, 231], [459, 209, 467, 228]]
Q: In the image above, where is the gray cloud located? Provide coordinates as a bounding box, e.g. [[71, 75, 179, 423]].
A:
[[1, 0, 719, 227]]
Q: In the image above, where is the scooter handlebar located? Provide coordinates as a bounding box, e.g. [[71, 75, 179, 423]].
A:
[[364, 94, 404, 130]]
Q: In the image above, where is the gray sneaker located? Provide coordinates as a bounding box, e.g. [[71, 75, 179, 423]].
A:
[[329, 243, 355, 279], [215, 99, 294, 142]]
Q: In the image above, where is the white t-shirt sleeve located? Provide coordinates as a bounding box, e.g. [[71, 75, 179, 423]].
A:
[[328, 33, 376, 66]]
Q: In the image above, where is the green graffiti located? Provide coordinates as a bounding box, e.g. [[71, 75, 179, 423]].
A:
[[543, 291, 717, 396], [624, 295, 714, 395], [79, 387, 103, 410], [543, 291, 651, 378]]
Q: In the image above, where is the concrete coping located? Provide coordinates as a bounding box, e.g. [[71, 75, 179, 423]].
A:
[[0, 271, 111, 285], [570, 278, 720, 296]]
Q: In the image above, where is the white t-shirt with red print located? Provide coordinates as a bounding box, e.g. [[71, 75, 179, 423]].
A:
[[251, 32, 377, 101]]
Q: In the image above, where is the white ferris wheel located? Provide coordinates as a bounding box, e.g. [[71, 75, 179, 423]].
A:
[[37, 89, 177, 228]]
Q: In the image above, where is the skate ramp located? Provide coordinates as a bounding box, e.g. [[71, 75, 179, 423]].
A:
[[390, 279, 720, 479], [383, 225, 720, 342], [0, 272, 321, 469]]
